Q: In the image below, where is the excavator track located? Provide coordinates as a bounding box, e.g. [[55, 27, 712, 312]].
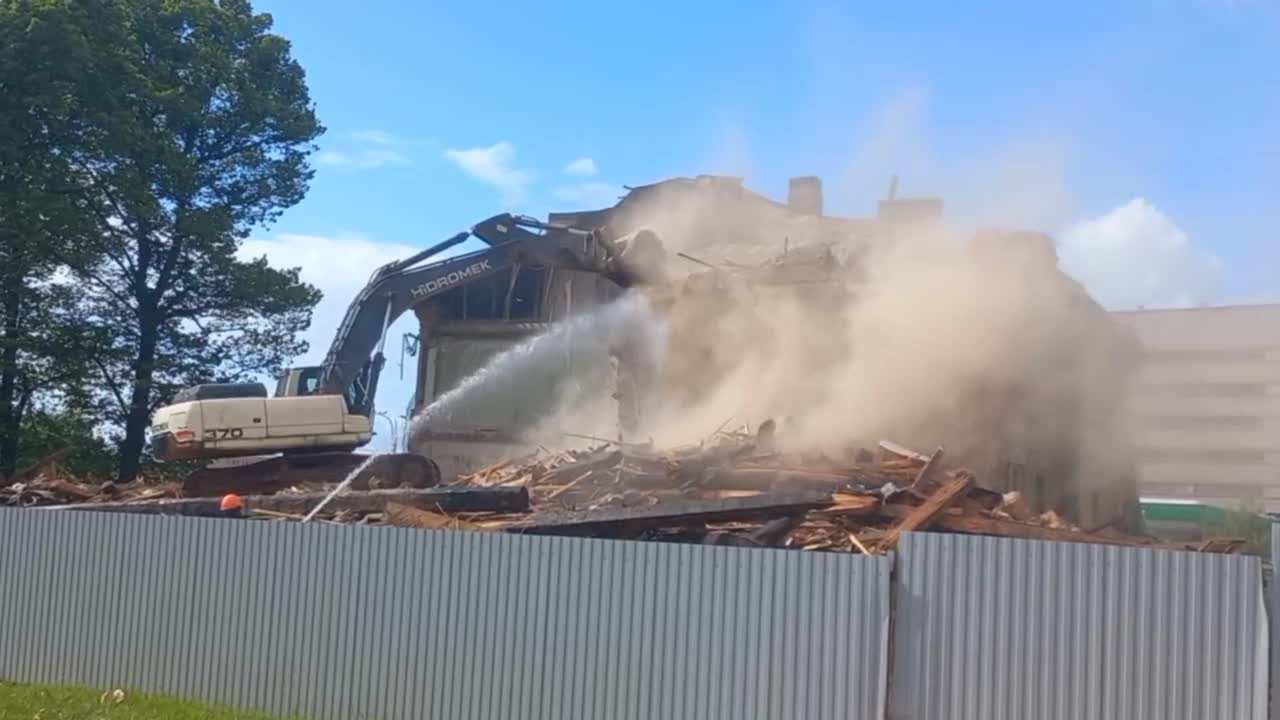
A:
[[182, 451, 442, 498]]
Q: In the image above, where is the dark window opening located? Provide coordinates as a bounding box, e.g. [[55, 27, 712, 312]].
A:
[[301, 371, 321, 395], [462, 268, 508, 320], [275, 367, 322, 397], [426, 267, 547, 322], [436, 286, 466, 321], [422, 267, 548, 322], [508, 267, 546, 320]]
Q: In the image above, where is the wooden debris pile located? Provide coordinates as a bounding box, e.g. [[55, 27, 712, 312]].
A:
[[375, 436, 1244, 555], [7, 433, 1245, 555], [1, 476, 182, 508]]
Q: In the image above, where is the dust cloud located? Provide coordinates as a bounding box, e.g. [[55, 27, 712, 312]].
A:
[[421, 82, 1149, 525], [523, 180, 1143, 523]]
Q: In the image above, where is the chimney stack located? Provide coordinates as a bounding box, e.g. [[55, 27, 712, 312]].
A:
[[788, 176, 823, 216]]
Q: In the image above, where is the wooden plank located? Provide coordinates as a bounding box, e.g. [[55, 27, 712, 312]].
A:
[[257, 486, 531, 515], [877, 440, 932, 464], [877, 504, 1167, 548], [1197, 537, 1245, 554], [933, 513, 1162, 547], [506, 491, 836, 537], [907, 447, 945, 491], [544, 449, 622, 482], [879, 470, 973, 551], [39, 486, 530, 517], [813, 492, 882, 516], [384, 502, 481, 530], [703, 468, 873, 494], [847, 531, 872, 555], [732, 465, 860, 481]]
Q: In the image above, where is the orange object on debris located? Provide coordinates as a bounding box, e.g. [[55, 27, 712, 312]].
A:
[[219, 493, 243, 512]]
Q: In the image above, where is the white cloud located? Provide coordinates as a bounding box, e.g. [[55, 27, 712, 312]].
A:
[[1057, 198, 1223, 310], [443, 141, 533, 203], [355, 148, 410, 168], [238, 232, 421, 362], [316, 150, 350, 166], [315, 129, 417, 170], [350, 129, 398, 145], [314, 147, 408, 169], [552, 181, 623, 208], [563, 157, 597, 176]]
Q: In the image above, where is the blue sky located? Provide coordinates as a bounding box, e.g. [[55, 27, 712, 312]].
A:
[[237, 0, 1280, 445]]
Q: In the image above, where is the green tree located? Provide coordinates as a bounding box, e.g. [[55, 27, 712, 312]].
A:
[[0, 0, 112, 479], [14, 408, 118, 481], [56, 0, 324, 481]]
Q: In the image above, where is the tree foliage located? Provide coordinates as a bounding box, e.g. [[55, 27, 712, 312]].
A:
[[1, 0, 324, 483], [13, 409, 118, 481], [0, 0, 113, 478], [64, 0, 324, 481]]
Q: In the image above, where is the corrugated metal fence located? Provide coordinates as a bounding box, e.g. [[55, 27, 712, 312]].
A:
[[0, 508, 891, 720], [1271, 524, 1280, 720], [891, 531, 1268, 720], [0, 507, 1269, 719]]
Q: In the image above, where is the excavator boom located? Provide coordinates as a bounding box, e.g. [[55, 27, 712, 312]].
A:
[[318, 213, 620, 417]]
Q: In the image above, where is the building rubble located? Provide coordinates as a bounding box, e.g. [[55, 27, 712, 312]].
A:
[[7, 431, 1244, 555]]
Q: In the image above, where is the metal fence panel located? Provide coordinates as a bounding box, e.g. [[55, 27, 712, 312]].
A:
[[1271, 523, 1279, 720], [0, 507, 892, 720], [890, 531, 1268, 720]]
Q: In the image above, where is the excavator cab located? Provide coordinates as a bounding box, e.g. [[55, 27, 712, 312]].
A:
[[273, 366, 323, 397]]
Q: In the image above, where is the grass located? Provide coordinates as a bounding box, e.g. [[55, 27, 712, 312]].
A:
[[0, 681, 293, 719]]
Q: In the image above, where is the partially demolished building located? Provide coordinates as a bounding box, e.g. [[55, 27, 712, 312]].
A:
[[406, 175, 1144, 531]]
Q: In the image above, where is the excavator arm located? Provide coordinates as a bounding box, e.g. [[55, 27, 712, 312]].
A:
[[317, 213, 655, 418]]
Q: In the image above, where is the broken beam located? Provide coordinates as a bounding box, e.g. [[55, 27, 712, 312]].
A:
[[702, 468, 865, 493], [907, 447, 945, 492], [877, 440, 932, 464], [507, 491, 836, 537], [545, 449, 622, 482], [1197, 537, 1245, 554], [384, 502, 483, 530], [880, 470, 973, 551], [877, 504, 1162, 548], [40, 486, 530, 518]]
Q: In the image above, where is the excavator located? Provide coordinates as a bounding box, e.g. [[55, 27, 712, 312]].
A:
[[148, 213, 665, 496]]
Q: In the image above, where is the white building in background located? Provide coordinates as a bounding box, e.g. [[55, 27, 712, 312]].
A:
[[1111, 303, 1280, 512]]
